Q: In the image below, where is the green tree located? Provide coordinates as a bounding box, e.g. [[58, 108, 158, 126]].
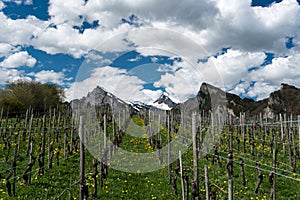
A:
[[0, 80, 65, 114]]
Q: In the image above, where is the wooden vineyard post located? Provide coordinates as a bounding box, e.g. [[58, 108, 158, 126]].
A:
[[70, 114, 74, 154], [269, 148, 277, 200], [191, 113, 199, 200], [226, 151, 233, 200], [228, 179, 233, 200], [38, 115, 46, 176], [204, 165, 210, 200], [104, 114, 107, 150], [157, 114, 162, 165], [23, 142, 35, 186], [279, 114, 284, 156], [179, 150, 184, 200], [12, 147, 17, 196], [298, 115, 300, 158], [79, 116, 86, 200], [26, 115, 33, 156], [254, 162, 263, 196], [199, 114, 203, 158], [287, 117, 293, 172], [63, 118, 67, 160], [167, 113, 172, 184], [284, 113, 287, 156], [239, 158, 246, 186]]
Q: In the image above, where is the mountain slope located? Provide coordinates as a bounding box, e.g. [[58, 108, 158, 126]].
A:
[[71, 83, 300, 119]]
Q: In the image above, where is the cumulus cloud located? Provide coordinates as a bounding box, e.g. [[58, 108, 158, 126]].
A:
[[0, 0, 300, 101], [0, 1, 5, 10], [249, 54, 300, 85], [0, 68, 31, 84], [2, 0, 32, 5], [200, 0, 300, 53], [201, 49, 266, 89], [246, 82, 278, 100], [66, 66, 146, 102], [0, 43, 16, 57], [0, 13, 49, 46], [48, 0, 218, 29], [0, 51, 36, 68], [32, 70, 65, 85]]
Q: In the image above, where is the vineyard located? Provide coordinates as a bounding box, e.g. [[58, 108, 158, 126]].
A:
[[0, 107, 300, 200]]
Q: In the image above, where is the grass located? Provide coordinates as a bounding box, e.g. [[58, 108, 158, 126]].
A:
[[0, 115, 300, 199]]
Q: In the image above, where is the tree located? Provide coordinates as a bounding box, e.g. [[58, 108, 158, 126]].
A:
[[0, 80, 65, 114]]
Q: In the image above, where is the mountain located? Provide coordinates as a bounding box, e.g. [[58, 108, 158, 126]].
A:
[[224, 83, 300, 118], [268, 83, 300, 115], [150, 93, 178, 110], [71, 83, 300, 120], [71, 86, 131, 116], [171, 82, 300, 120]]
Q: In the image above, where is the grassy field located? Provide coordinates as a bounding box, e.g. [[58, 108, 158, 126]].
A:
[[0, 114, 300, 199]]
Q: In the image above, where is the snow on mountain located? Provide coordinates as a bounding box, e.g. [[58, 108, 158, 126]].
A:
[[150, 93, 178, 110]]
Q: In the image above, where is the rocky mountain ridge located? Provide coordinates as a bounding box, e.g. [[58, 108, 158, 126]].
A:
[[71, 83, 300, 118]]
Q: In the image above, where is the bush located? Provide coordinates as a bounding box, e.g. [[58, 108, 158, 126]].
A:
[[0, 80, 65, 115]]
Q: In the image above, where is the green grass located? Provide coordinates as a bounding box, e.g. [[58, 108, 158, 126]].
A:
[[0, 115, 300, 199]]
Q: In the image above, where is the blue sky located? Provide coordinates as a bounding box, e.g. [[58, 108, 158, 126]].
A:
[[0, 0, 300, 103]]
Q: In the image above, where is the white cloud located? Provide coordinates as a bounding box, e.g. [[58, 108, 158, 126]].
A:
[[249, 54, 300, 84], [139, 89, 163, 104], [0, 13, 49, 46], [33, 70, 65, 85], [0, 43, 15, 57], [0, 51, 36, 68], [202, 50, 266, 89], [246, 82, 278, 100], [0, 0, 300, 102], [0, 1, 5, 10], [228, 53, 300, 100], [199, 0, 300, 53], [0, 68, 31, 84], [48, 0, 218, 29], [152, 49, 266, 102], [153, 59, 204, 102], [2, 0, 33, 5], [66, 66, 146, 102]]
